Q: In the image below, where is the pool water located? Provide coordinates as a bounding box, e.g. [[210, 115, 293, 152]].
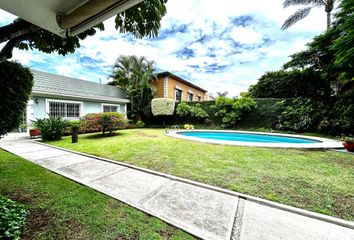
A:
[[178, 132, 320, 144]]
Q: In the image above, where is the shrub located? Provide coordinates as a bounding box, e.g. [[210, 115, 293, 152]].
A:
[[68, 120, 82, 143], [276, 98, 325, 132], [136, 121, 145, 128], [33, 116, 69, 141], [0, 61, 33, 137], [82, 112, 127, 135], [81, 113, 101, 133], [212, 96, 257, 128], [0, 196, 27, 240], [176, 102, 209, 121], [151, 98, 175, 116]]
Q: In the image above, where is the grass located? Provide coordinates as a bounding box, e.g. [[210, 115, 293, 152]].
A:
[[0, 149, 194, 240], [49, 129, 354, 221]]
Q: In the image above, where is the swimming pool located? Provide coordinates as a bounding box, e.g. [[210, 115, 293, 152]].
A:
[[179, 131, 320, 143], [166, 130, 343, 149]]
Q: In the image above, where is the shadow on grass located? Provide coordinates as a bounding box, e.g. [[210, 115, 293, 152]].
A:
[[84, 132, 123, 139]]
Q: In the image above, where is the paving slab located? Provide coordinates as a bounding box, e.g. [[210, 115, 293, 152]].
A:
[[90, 168, 169, 205], [34, 154, 94, 170], [57, 160, 127, 183], [240, 201, 354, 240], [142, 181, 238, 240], [1, 143, 51, 154], [15, 148, 68, 161]]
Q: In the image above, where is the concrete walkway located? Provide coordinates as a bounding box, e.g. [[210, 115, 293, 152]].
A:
[[1, 133, 354, 240]]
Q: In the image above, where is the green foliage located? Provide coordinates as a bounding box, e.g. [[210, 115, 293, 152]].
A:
[[0, 196, 27, 240], [341, 136, 354, 143], [151, 98, 175, 116], [0, 61, 33, 137], [115, 0, 168, 38], [276, 98, 325, 132], [176, 102, 191, 118], [176, 102, 209, 121], [136, 121, 145, 128], [111, 55, 156, 120], [68, 120, 82, 131], [82, 113, 127, 135], [212, 97, 257, 128], [318, 96, 354, 135], [331, 0, 354, 70], [250, 69, 329, 98], [33, 116, 70, 141]]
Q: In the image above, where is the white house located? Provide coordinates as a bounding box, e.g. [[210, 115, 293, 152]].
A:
[[25, 70, 129, 128]]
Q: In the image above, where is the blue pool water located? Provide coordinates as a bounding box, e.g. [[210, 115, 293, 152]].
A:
[[179, 131, 320, 144]]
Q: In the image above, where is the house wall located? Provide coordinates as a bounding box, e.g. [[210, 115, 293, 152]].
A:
[[28, 96, 126, 126], [152, 76, 206, 101]]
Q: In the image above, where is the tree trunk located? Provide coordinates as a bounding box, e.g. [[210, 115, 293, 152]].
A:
[[71, 129, 78, 143], [326, 11, 331, 29]]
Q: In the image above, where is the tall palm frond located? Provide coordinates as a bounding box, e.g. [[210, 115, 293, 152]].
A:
[[281, 0, 336, 30]]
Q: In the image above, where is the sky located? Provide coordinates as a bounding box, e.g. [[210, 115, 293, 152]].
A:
[[0, 0, 328, 97]]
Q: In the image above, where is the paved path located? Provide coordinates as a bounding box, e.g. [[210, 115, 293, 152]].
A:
[[1, 133, 354, 240]]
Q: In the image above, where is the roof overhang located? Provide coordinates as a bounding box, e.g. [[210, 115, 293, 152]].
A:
[[32, 91, 130, 104], [0, 0, 142, 37]]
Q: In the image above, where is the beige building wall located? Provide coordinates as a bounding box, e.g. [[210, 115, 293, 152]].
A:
[[151, 75, 206, 101]]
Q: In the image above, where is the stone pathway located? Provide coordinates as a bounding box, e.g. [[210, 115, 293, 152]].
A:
[[1, 133, 354, 240]]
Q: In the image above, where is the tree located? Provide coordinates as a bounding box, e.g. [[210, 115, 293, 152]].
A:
[[249, 69, 330, 98], [111, 55, 157, 121], [0, 0, 168, 63], [331, 0, 354, 70], [281, 0, 336, 30], [0, 61, 33, 136]]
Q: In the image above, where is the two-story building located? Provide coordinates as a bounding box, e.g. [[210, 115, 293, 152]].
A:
[[151, 72, 207, 102]]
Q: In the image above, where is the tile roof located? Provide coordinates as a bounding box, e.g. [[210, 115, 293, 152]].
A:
[[31, 69, 129, 103]]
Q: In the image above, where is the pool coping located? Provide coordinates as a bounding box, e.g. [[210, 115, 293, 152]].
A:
[[166, 130, 344, 149]]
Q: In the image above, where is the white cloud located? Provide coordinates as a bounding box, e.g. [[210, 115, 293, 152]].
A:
[[0, 0, 328, 96]]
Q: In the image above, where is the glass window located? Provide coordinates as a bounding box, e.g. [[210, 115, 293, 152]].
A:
[[49, 101, 81, 118], [175, 89, 182, 101], [197, 96, 201, 101], [103, 105, 119, 112], [188, 93, 193, 102]]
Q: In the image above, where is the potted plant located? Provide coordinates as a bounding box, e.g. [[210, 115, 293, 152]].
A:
[[342, 136, 354, 152]]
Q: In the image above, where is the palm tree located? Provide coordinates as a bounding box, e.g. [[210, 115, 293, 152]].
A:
[[111, 55, 157, 121], [281, 0, 336, 30]]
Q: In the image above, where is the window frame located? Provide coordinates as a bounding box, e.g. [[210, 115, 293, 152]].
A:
[[45, 99, 83, 119], [188, 93, 194, 102], [101, 103, 120, 113], [175, 88, 183, 101]]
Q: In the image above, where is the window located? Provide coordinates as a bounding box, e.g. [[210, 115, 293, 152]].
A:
[[48, 100, 81, 118], [197, 96, 201, 101], [175, 89, 182, 101], [102, 104, 119, 112], [188, 93, 193, 102]]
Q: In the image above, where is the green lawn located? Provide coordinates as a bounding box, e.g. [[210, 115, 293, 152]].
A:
[[49, 129, 354, 221], [0, 149, 194, 240]]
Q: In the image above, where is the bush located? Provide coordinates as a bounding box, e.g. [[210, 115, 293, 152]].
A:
[[0, 61, 33, 137], [0, 196, 27, 240], [212, 97, 257, 128], [276, 98, 325, 132], [151, 98, 175, 116], [81, 113, 101, 133], [82, 112, 127, 135], [136, 121, 145, 128], [33, 116, 69, 141], [176, 102, 209, 121]]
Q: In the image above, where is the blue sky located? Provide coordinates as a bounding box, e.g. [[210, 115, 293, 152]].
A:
[[0, 0, 328, 97]]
